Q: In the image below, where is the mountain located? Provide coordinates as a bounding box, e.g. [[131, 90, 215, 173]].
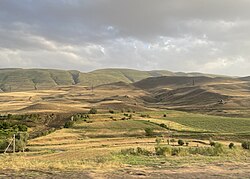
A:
[[0, 68, 237, 92], [133, 75, 250, 111]]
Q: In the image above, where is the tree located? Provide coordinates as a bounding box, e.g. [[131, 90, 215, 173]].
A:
[[178, 139, 184, 146], [242, 141, 250, 150], [229, 143, 234, 149]]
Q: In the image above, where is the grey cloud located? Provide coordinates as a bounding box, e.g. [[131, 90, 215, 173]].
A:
[[0, 0, 250, 76]]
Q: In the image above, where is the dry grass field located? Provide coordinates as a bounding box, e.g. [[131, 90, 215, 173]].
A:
[[0, 82, 250, 178]]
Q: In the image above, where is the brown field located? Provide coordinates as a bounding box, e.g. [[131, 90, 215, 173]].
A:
[[0, 82, 250, 178]]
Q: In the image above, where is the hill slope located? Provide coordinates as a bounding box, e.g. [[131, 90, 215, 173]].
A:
[[0, 68, 228, 92]]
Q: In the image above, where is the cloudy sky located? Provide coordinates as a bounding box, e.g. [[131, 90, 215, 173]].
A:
[[0, 0, 250, 76]]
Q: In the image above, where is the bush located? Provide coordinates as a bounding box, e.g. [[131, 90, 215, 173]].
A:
[[89, 108, 97, 114], [241, 141, 250, 150], [163, 114, 167, 117], [17, 124, 28, 132], [64, 121, 74, 128], [213, 142, 224, 155], [229, 143, 234, 149], [0, 122, 11, 130], [159, 123, 168, 129], [109, 109, 115, 114], [178, 139, 184, 146], [140, 114, 150, 118], [121, 147, 152, 156], [210, 140, 216, 146], [144, 128, 154, 136], [155, 145, 171, 156], [0, 140, 9, 151], [15, 132, 29, 152]]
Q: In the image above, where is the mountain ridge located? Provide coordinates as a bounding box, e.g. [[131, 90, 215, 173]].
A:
[[0, 68, 243, 92]]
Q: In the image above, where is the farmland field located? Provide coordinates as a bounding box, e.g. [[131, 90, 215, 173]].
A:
[[1, 110, 250, 178]]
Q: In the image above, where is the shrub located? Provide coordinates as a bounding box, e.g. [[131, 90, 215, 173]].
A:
[[241, 141, 250, 150], [15, 132, 29, 152], [140, 114, 150, 118], [109, 109, 115, 114], [186, 142, 189, 146], [163, 114, 167, 117], [64, 121, 74, 128], [17, 124, 28, 132], [144, 128, 154, 136], [0, 122, 11, 130], [0, 140, 9, 151], [159, 123, 168, 129], [121, 147, 152, 156], [178, 139, 184, 146], [210, 140, 216, 146], [88, 108, 97, 114], [213, 142, 224, 155], [229, 143, 234, 149], [155, 145, 171, 156]]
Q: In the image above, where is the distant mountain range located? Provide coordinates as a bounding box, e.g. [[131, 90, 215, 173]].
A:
[[0, 68, 247, 92]]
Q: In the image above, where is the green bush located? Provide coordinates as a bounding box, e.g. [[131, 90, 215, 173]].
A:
[[17, 124, 28, 132], [0, 140, 8, 151], [229, 143, 234, 149], [89, 108, 97, 114], [144, 128, 154, 136], [178, 139, 184, 146], [0, 122, 11, 130], [159, 123, 168, 129], [241, 141, 250, 150], [64, 121, 74, 128], [15, 133, 29, 152]]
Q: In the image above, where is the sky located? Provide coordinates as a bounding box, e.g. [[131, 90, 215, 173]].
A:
[[0, 0, 250, 76]]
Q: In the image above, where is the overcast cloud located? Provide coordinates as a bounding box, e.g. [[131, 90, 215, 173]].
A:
[[0, 0, 250, 76]]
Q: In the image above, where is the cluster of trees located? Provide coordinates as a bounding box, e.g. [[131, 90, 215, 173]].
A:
[[0, 121, 28, 132], [0, 132, 29, 152], [64, 108, 98, 128]]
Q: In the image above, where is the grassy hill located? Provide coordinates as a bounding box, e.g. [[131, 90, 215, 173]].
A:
[[0, 68, 229, 92]]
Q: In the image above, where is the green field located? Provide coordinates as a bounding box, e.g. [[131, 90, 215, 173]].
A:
[[140, 110, 250, 134]]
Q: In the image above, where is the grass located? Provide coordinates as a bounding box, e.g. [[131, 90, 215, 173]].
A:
[[74, 120, 164, 130], [0, 68, 183, 91], [142, 110, 250, 133], [0, 112, 249, 178]]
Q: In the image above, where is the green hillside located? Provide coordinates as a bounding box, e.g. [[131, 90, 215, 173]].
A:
[[0, 68, 231, 92]]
